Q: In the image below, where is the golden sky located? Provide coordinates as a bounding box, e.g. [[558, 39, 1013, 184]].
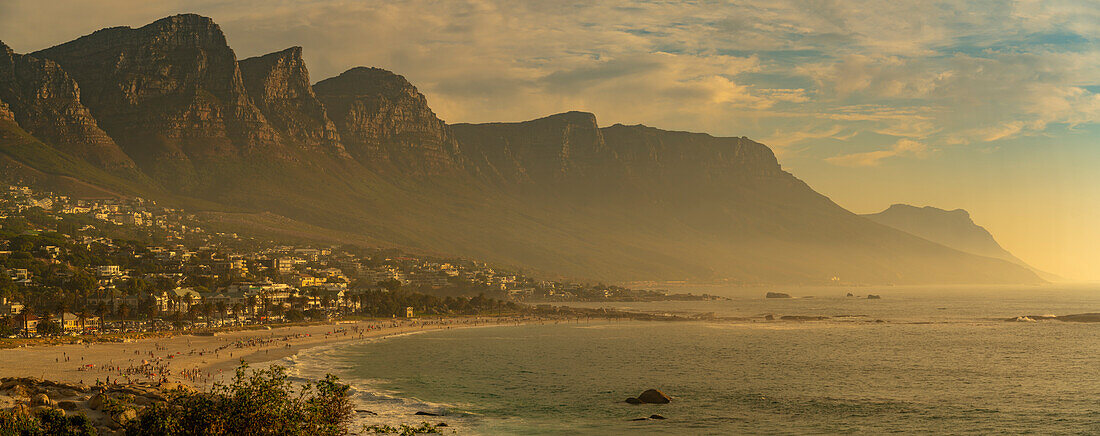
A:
[[3, 0, 1098, 279]]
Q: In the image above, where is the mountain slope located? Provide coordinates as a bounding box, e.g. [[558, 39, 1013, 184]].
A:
[[0, 14, 1044, 285], [863, 204, 1057, 280], [32, 14, 288, 192], [0, 41, 141, 177]]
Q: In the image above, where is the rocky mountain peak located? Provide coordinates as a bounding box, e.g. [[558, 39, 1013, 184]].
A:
[[33, 14, 282, 190], [0, 40, 137, 172], [315, 67, 421, 100], [239, 47, 347, 157], [313, 67, 462, 174], [535, 111, 599, 128], [883, 204, 972, 221], [451, 111, 615, 184]]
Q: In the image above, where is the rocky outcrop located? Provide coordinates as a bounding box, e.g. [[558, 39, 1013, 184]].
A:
[[0, 41, 137, 172], [765, 292, 792, 299], [238, 47, 348, 158], [636, 389, 671, 404], [0, 377, 181, 435], [33, 14, 282, 190], [1005, 313, 1100, 323], [601, 123, 783, 180], [453, 111, 616, 184], [0, 98, 13, 122], [314, 67, 463, 174]]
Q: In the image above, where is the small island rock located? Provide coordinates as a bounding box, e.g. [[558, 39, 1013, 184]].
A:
[[637, 389, 671, 404]]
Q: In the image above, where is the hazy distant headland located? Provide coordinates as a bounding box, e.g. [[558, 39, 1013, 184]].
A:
[[0, 14, 1042, 286]]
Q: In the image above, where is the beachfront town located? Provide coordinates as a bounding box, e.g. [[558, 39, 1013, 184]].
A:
[[0, 185, 717, 337]]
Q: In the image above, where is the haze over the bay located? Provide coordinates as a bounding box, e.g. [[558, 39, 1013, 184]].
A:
[[3, 0, 1097, 279]]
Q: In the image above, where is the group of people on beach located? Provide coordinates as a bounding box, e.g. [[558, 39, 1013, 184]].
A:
[[53, 316, 546, 390]]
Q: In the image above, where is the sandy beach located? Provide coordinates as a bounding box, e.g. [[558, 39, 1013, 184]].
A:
[[0, 316, 532, 390]]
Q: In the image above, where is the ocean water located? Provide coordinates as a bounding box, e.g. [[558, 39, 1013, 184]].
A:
[[287, 286, 1100, 434]]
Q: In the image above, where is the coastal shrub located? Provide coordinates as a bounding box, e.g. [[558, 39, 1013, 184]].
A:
[[0, 407, 97, 436], [126, 364, 352, 436]]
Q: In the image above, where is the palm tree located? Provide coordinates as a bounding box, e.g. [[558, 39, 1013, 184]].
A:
[[78, 309, 89, 333], [95, 302, 108, 322], [182, 292, 195, 315], [216, 301, 227, 325]]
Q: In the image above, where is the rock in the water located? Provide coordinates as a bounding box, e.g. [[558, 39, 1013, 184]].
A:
[[764, 314, 775, 321], [625, 397, 643, 404], [415, 411, 441, 416], [780, 315, 829, 321], [437, 422, 448, 427], [649, 414, 667, 420], [629, 417, 648, 421], [765, 292, 792, 299], [637, 389, 671, 404], [355, 409, 378, 415], [1056, 313, 1100, 323], [866, 294, 881, 299]]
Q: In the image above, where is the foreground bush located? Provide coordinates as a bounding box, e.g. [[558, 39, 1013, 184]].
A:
[[0, 407, 96, 436], [127, 364, 352, 436]]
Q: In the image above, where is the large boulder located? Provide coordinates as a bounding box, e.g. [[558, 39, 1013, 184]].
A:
[[637, 389, 671, 404], [8, 384, 30, 398], [625, 397, 643, 404], [30, 393, 51, 406], [88, 393, 107, 410], [113, 408, 137, 425]]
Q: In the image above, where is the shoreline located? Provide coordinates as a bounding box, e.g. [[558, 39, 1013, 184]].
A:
[[0, 316, 543, 390]]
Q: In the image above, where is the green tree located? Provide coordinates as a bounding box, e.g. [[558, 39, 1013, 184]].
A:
[[36, 318, 62, 336], [127, 364, 352, 436]]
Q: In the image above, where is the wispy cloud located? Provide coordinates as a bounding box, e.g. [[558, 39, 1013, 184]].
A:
[[1, 0, 1097, 157], [826, 139, 931, 167]]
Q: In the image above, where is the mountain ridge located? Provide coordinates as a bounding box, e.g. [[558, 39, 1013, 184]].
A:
[[0, 14, 1043, 285], [863, 204, 1058, 281]]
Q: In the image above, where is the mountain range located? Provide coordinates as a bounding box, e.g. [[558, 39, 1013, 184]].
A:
[[0, 14, 1042, 285], [863, 204, 1056, 281]]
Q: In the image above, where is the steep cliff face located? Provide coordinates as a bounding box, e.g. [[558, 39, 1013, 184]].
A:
[[0, 41, 137, 173], [600, 124, 783, 180], [0, 99, 14, 122], [453, 111, 617, 184], [0, 14, 1045, 285], [32, 14, 281, 190], [238, 47, 348, 158], [313, 67, 463, 174]]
